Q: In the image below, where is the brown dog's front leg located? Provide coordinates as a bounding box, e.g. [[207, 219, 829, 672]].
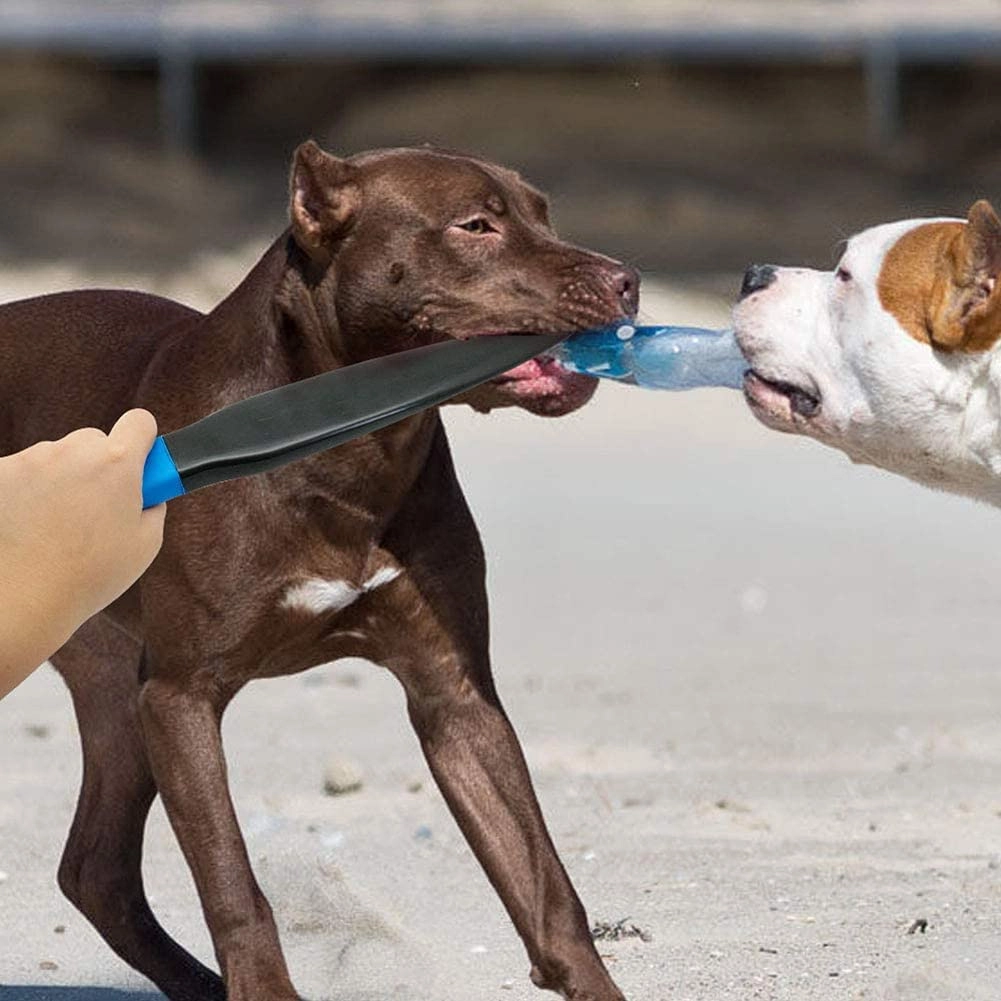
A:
[[404, 674, 626, 1001], [380, 427, 627, 999], [54, 626, 225, 1001], [138, 676, 299, 1001]]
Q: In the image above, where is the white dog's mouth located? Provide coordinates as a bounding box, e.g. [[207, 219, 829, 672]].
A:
[[744, 370, 821, 424]]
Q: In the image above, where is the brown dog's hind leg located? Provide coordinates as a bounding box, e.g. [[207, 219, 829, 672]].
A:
[[138, 672, 299, 1001], [53, 620, 225, 1001]]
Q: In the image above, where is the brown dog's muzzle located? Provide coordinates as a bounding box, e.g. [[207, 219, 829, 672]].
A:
[[560, 260, 640, 330]]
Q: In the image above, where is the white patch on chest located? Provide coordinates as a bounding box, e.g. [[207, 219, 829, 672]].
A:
[[362, 566, 402, 591], [281, 566, 402, 616]]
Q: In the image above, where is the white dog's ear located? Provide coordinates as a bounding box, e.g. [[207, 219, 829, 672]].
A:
[[933, 200, 1001, 351], [959, 200, 1001, 285], [289, 140, 360, 257]]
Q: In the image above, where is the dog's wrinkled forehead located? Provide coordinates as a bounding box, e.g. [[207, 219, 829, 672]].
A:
[[348, 147, 549, 226]]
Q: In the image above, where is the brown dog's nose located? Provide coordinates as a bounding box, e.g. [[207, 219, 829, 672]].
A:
[[740, 264, 777, 299], [612, 265, 640, 316]]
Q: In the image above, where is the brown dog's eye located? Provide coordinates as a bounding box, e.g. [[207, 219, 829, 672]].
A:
[[836, 266, 853, 283], [455, 217, 497, 235]]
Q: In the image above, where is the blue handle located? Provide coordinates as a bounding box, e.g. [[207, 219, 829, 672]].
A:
[[142, 436, 186, 508]]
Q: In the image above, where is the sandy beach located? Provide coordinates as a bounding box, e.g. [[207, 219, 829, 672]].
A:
[[2, 267, 1001, 1000]]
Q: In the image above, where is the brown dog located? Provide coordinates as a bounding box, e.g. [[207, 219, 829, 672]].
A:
[[1, 142, 637, 1001]]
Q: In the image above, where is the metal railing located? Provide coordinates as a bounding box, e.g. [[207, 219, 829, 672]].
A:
[[2, 1, 999, 153]]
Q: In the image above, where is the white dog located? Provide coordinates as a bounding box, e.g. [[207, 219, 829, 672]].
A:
[[733, 200, 1001, 504]]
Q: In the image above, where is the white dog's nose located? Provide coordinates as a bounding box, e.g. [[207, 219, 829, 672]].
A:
[[740, 264, 777, 299]]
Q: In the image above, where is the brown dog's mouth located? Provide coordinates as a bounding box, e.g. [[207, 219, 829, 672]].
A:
[[494, 351, 597, 406], [464, 328, 594, 391], [744, 370, 821, 421], [463, 330, 598, 415], [492, 352, 576, 387]]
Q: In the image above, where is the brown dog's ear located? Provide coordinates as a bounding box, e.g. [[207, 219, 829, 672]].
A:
[[289, 140, 360, 255]]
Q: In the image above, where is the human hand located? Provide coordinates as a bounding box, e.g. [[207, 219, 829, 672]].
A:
[[0, 410, 165, 696]]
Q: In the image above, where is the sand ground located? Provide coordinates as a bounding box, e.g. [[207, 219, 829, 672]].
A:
[[1, 267, 1001, 1001]]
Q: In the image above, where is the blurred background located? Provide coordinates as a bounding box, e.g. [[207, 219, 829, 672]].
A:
[[4, 3, 1001, 1000], [1, 0, 1000, 290]]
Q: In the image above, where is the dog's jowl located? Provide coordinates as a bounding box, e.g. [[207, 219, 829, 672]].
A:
[[0, 142, 638, 1001]]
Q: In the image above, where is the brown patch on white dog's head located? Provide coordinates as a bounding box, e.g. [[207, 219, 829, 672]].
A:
[[878, 200, 1001, 352]]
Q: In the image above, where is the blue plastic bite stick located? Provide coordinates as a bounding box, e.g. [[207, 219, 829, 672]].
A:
[[550, 324, 746, 390], [140, 324, 745, 509]]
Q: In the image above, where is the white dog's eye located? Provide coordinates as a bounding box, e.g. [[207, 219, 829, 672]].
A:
[[836, 266, 853, 283]]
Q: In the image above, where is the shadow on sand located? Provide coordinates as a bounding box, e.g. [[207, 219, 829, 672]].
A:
[[0, 989, 162, 1001]]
